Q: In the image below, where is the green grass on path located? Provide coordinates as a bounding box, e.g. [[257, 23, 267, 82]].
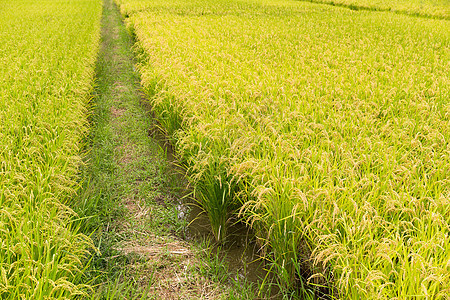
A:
[[76, 0, 257, 299]]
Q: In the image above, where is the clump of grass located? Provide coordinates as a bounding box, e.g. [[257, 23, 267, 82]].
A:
[[0, 0, 102, 298]]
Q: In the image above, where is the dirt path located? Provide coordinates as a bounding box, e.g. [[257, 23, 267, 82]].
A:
[[77, 0, 251, 298]]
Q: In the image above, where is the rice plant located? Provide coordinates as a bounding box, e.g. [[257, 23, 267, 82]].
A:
[[299, 0, 449, 19], [117, 0, 449, 298], [0, 0, 102, 298]]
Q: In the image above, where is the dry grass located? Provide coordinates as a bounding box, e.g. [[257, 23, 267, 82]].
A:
[[106, 179, 229, 299]]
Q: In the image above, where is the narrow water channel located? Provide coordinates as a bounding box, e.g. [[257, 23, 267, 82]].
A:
[[148, 123, 269, 289]]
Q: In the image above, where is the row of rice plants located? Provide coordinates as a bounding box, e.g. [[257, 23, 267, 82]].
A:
[[118, 0, 449, 298], [117, 0, 449, 19], [0, 0, 102, 298], [300, 0, 449, 19]]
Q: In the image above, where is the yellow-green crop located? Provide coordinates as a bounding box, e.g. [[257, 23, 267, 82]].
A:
[[299, 0, 449, 19], [0, 0, 101, 298], [118, 0, 449, 298]]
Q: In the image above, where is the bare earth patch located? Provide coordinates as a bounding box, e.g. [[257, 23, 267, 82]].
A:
[[110, 106, 126, 117]]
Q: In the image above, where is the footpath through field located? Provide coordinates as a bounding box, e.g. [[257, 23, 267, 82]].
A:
[[80, 0, 255, 298]]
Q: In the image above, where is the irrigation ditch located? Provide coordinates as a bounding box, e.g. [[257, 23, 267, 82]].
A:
[[149, 124, 267, 287]]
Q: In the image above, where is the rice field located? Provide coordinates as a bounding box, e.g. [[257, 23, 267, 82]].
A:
[[302, 0, 449, 19], [0, 0, 102, 298], [117, 0, 450, 298]]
